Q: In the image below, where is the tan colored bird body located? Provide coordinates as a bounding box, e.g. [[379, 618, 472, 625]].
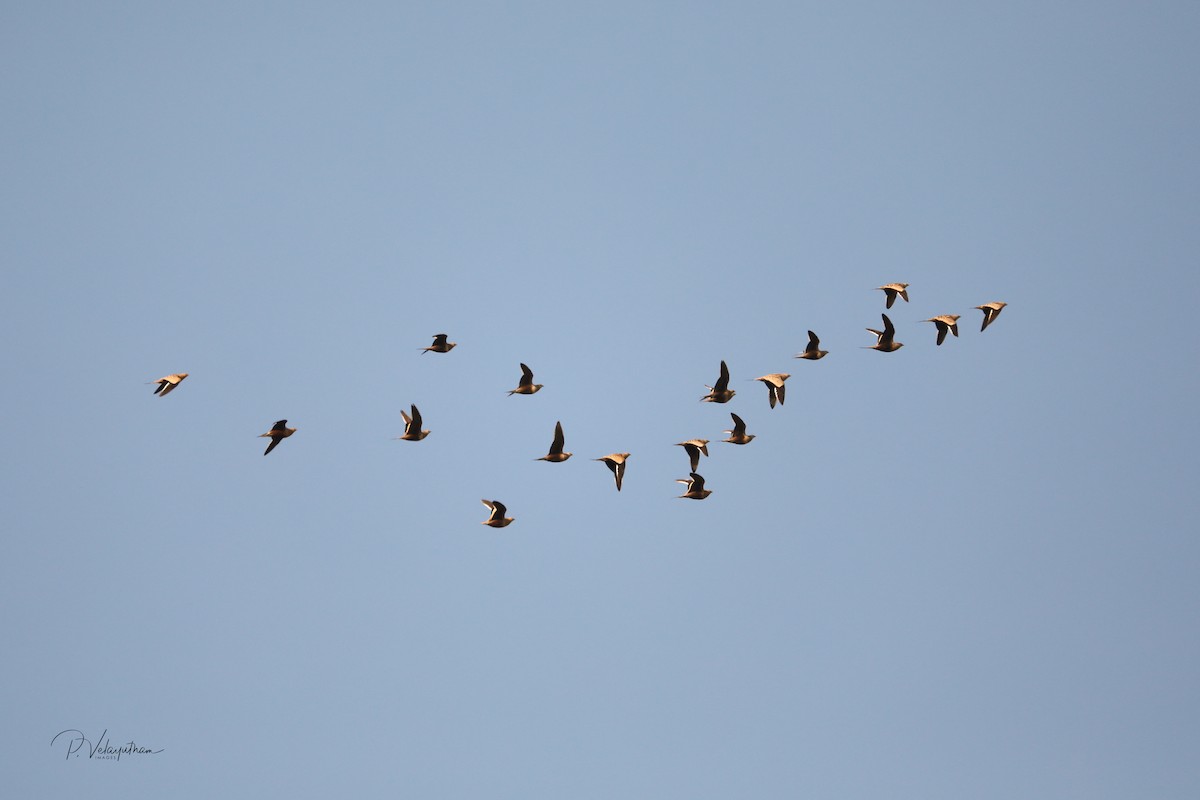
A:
[[976, 301, 1007, 331], [480, 499, 514, 528], [755, 373, 790, 408], [877, 283, 910, 309], [924, 314, 961, 346], [151, 373, 188, 396], [675, 439, 710, 473], [595, 453, 630, 491], [259, 420, 297, 456]]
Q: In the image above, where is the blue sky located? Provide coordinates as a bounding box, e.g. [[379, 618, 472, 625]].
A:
[[4, 1, 1200, 797]]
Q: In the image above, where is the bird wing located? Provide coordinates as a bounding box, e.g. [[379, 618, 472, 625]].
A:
[[714, 360, 730, 391], [550, 421, 565, 454], [879, 314, 896, 344]]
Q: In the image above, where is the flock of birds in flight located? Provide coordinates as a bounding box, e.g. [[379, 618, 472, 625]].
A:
[[149, 286, 1008, 528]]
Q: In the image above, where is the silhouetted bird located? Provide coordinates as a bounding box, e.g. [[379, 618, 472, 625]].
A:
[[865, 313, 903, 352], [537, 421, 572, 462], [422, 333, 456, 354], [795, 331, 828, 360], [723, 413, 755, 445], [480, 499, 514, 528], [395, 404, 430, 441], [701, 360, 735, 403], [676, 472, 712, 500], [508, 363, 543, 395], [259, 420, 296, 456]]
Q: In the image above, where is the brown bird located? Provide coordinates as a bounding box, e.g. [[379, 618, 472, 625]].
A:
[[537, 421, 572, 462], [675, 439, 710, 473], [421, 333, 456, 354], [976, 301, 1007, 331], [259, 419, 296, 456], [795, 331, 828, 360], [877, 283, 910, 309], [923, 314, 961, 346], [723, 413, 755, 445], [508, 363, 543, 395], [755, 373, 790, 408], [395, 404, 430, 441], [701, 360, 735, 403], [676, 472, 712, 500], [865, 313, 903, 352], [595, 453, 630, 491], [480, 499, 514, 528], [150, 373, 188, 397]]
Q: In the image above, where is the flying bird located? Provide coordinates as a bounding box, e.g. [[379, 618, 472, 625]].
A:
[[150, 373, 188, 396], [675, 439, 710, 473], [396, 404, 430, 441], [508, 363, 543, 395], [865, 313, 903, 352], [723, 413, 755, 445], [595, 453, 630, 491], [755, 373, 790, 408], [480, 499, 514, 528], [676, 472, 712, 500], [923, 314, 961, 346], [537, 421, 572, 462], [976, 301, 1008, 332], [701, 360, 735, 403], [422, 333, 456, 354], [795, 331, 828, 360], [877, 283, 910, 309], [259, 420, 297, 456]]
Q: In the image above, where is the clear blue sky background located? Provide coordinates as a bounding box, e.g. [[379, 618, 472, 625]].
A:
[[4, 1, 1199, 797]]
